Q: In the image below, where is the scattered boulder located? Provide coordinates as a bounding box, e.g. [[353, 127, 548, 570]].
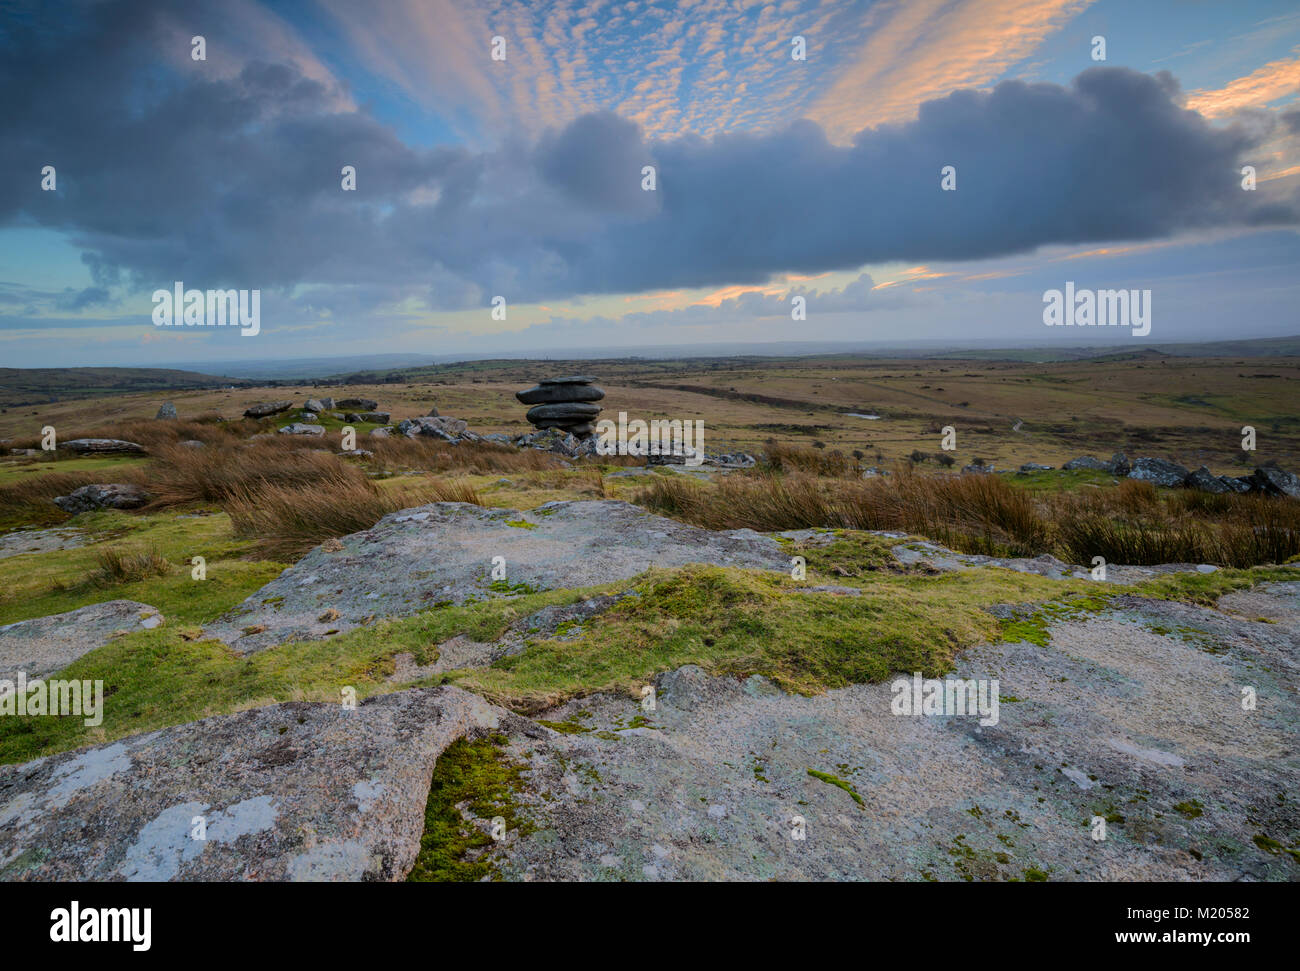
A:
[[1251, 464, 1300, 499], [8, 448, 39, 457], [52, 483, 150, 514], [961, 463, 994, 474], [155, 402, 177, 420], [1, 600, 163, 681], [397, 416, 468, 441], [57, 439, 146, 455], [1128, 457, 1190, 487], [338, 449, 374, 459], [344, 412, 390, 424], [1228, 476, 1254, 494], [243, 401, 293, 419], [303, 399, 328, 414], [0, 686, 506, 881], [1107, 452, 1130, 476], [369, 428, 391, 439], [1019, 463, 1054, 473], [1185, 466, 1230, 494], [179, 440, 205, 449], [336, 398, 378, 411], [278, 423, 325, 437], [426, 406, 440, 417], [514, 427, 596, 458], [1062, 456, 1108, 471]]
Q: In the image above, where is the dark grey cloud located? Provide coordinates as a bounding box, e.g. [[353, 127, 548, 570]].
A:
[[2, 0, 1295, 316]]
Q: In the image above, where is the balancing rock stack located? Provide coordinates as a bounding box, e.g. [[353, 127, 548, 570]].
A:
[[516, 376, 604, 438]]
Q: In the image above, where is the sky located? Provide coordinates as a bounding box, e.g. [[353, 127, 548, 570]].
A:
[[1, 0, 1298, 368]]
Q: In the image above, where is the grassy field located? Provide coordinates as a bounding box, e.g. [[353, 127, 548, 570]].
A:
[[3, 353, 1296, 473], [1, 353, 1298, 767]]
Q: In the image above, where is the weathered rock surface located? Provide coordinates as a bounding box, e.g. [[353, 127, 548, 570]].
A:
[[0, 600, 163, 681], [1062, 456, 1109, 471], [345, 412, 390, 424], [303, 398, 329, 413], [243, 401, 293, 419], [540, 375, 597, 386], [1108, 452, 1130, 476], [526, 402, 602, 423], [1128, 457, 1190, 487], [278, 423, 325, 436], [516, 384, 606, 405], [155, 402, 177, 420], [1186, 466, 1230, 494], [0, 526, 87, 561], [885, 537, 1218, 583], [1251, 464, 1300, 499], [336, 398, 378, 411], [484, 583, 1300, 881], [205, 500, 789, 653], [397, 416, 468, 440], [0, 686, 509, 881], [52, 483, 149, 514], [56, 439, 146, 455]]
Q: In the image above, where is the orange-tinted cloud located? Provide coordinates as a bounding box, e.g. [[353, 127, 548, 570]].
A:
[[1185, 51, 1300, 116]]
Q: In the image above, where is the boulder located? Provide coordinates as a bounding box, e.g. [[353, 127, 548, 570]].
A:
[[180, 440, 205, 449], [1062, 456, 1108, 471], [1128, 457, 1190, 487], [0, 600, 163, 681], [345, 412, 390, 424], [338, 449, 375, 459], [278, 423, 326, 436], [336, 398, 378, 411], [1250, 465, 1300, 499], [539, 375, 597, 386], [1185, 466, 1230, 494], [1229, 476, 1255, 494], [155, 401, 177, 420], [397, 416, 467, 439], [204, 499, 792, 653], [0, 686, 506, 881], [57, 439, 146, 455], [243, 401, 293, 419], [426, 406, 440, 417], [52, 483, 150, 514], [961, 464, 994, 474], [369, 428, 391, 439], [526, 402, 602, 424], [1019, 463, 1054, 472], [303, 398, 328, 413], [515, 384, 606, 405], [1107, 452, 1130, 476]]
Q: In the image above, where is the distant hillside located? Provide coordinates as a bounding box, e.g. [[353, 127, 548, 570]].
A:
[[0, 367, 251, 409]]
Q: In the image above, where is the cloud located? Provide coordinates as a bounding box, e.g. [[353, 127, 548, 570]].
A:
[[1185, 50, 1300, 116], [807, 0, 1093, 141], [2, 1, 1294, 323]]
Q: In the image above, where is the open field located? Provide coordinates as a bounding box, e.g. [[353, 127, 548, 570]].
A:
[[3, 352, 1298, 474]]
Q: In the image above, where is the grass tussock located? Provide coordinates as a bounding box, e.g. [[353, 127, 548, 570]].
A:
[[762, 442, 855, 476], [0, 470, 143, 528], [635, 467, 1300, 566], [89, 545, 172, 586], [224, 476, 481, 560]]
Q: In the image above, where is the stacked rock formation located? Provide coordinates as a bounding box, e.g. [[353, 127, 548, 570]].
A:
[[516, 376, 605, 438]]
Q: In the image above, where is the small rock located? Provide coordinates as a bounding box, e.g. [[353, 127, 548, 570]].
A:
[[1128, 457, 1190, 487], [155, 401, 177, 420], [57, 439, 146, 455], [278, 423, 326, 436]]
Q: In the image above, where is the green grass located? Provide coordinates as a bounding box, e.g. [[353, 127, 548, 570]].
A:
[[406, 733, 535, 882], [0, 508, 281, 626], [807, 768, 864, 807]]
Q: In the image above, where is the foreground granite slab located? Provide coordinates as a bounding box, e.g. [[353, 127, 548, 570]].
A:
[[0, 600, 163, 681], [206, 499, 789, 654], [0, 686, 509, 881]]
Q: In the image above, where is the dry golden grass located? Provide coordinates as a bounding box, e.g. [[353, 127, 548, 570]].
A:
[[366, 436, 563, 474], [223, 476, 482, 560], [635, 467, 1300, 566]]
